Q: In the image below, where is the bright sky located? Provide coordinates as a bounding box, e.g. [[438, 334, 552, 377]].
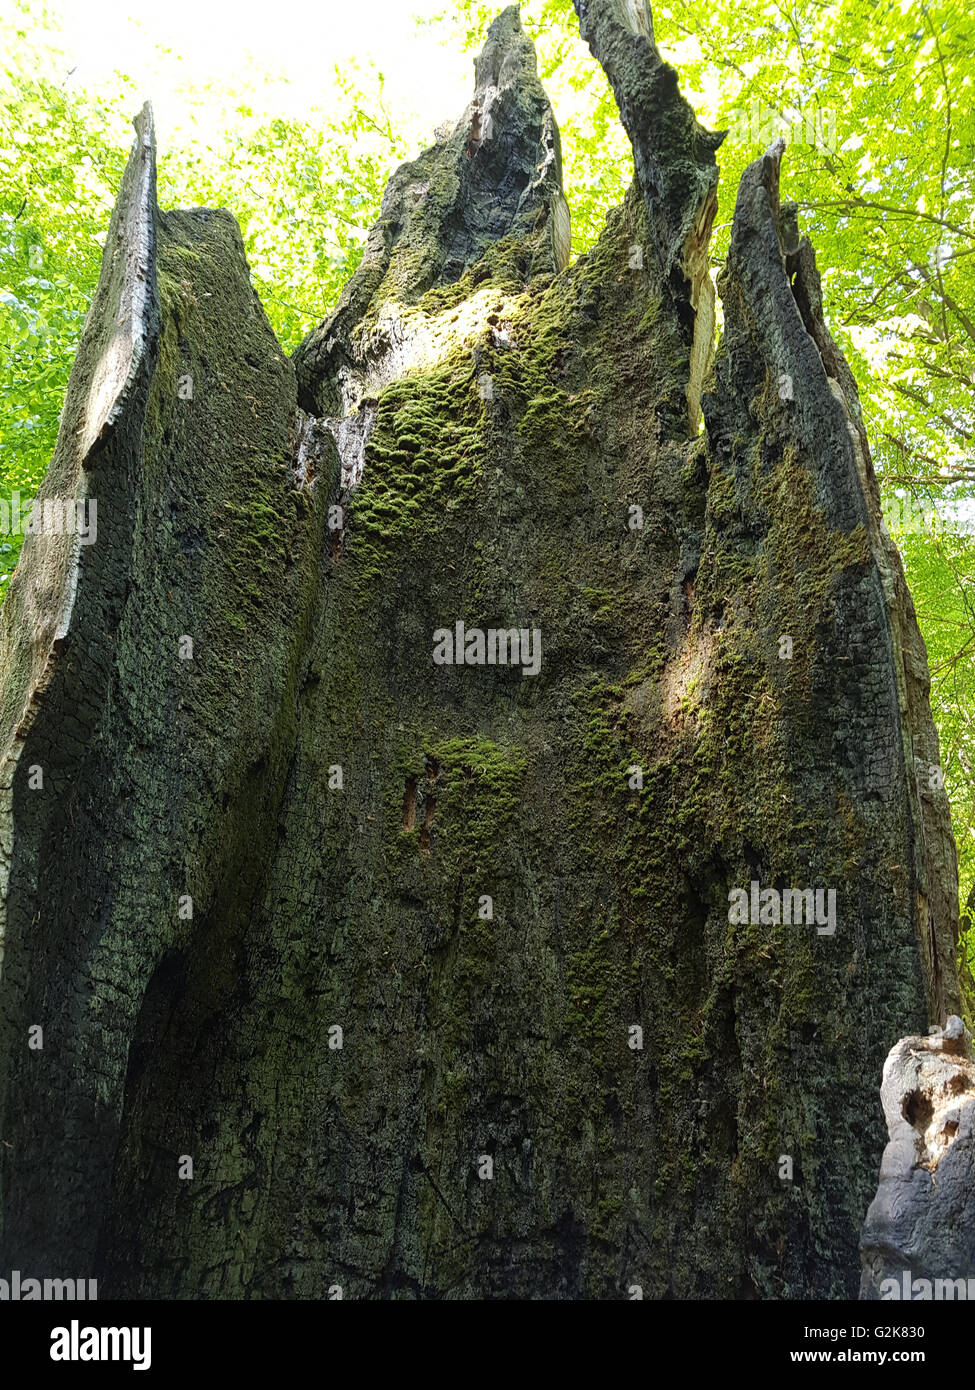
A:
[[45, 0, 474, 148]]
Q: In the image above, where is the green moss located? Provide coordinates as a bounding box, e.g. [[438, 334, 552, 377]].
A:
[[567, 926, 614, 1047], [420, 234, 544, 315], [422, 734, 528, 880], [345, 357, 483, 590]]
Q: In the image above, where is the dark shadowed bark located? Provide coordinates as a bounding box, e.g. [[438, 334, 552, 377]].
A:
[[0, 2, 962, 1299]]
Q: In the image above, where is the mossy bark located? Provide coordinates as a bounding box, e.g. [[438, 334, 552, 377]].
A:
[[0, 4, 961, 1299]]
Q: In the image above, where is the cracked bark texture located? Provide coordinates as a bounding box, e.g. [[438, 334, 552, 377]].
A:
[[0, 3, 962, 1299]]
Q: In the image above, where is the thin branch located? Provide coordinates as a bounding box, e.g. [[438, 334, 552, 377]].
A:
[[800, 198, 975, 243]]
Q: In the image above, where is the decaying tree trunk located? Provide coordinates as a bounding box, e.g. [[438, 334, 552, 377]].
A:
[[859, 1017, 975, 1299], [0, 1, 962, 1299]]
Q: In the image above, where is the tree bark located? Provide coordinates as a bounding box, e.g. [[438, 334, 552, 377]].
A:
[[0, 3, 961, 1299]]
